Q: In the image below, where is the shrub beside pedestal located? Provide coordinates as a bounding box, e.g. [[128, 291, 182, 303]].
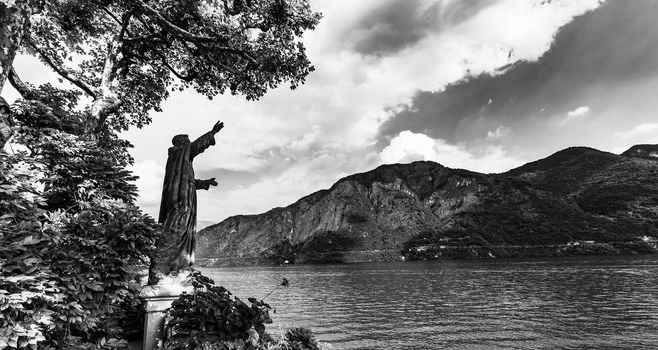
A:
[[140, 284, 194, 350]]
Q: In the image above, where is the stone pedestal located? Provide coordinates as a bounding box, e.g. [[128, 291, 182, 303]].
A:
[[140, 284, 194, 350]]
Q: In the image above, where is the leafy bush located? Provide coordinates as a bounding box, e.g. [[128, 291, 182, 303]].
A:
[[1, 153, 158, 349], [164, 273, 321, 350], [285, 328, 319, 350], [1, 87, 158, 349], [164, 271, 273, 350]]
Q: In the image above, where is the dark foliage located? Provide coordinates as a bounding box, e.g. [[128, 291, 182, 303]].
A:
[[11, 85, 138, 209], [163, 273, 322, 350], [285, 327, 319, 350], [267, 239, 297, 264], [20, 0, 322, 132], [1, 153, 158, 349], [293, 230, 362, 264], [300, 230, 360, 254], [164, 271, 272, 350], [345, 212, 368, 224], [1, 84, 158, 349]]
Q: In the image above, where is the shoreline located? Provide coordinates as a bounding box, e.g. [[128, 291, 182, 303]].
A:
[[197, 241, 658, 267]]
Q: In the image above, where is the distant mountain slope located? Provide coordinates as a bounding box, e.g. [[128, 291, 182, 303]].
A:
[[621, 144, 658, 160], [197, 145, 658, 265]]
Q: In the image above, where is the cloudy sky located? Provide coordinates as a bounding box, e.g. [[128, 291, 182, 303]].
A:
[[8, 0, 658, 227]]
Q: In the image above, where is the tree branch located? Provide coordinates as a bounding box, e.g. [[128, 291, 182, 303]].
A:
[[216, 60, 240, 75], [8, 66, 58, 121], [135, 2, 229, 43], [160, 57, 196, 81], [8, 66, 34, 99], [133, 12, 159, 37], [101, 7, 122, 28], [106, 11, 193, 82], [133, 4, 259, 69], [27, 42, 97, 99], [238, 51, 258, 65], [122, 27, 196, 81], [101, 6, 134, 40], [109, 2, 258, 87], [119, 10, 134, 40]]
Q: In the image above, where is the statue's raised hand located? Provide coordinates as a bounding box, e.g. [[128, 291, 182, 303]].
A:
[[208, 177, 218, 187], [212, 121, 224, 133]]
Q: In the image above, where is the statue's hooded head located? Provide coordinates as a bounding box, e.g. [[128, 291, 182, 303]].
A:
[[172, 134, 190, 147]]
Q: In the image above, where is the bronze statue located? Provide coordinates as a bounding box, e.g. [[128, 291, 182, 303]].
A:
[[149, 120, 223, 284]]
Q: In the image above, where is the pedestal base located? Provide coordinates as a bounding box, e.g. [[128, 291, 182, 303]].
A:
[[141, 284, 194, 350]]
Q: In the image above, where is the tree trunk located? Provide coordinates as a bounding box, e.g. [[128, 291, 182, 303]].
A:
[[0, 1, 33, 148], [89, 38, 122, 134], [0, 0, 32, 94]]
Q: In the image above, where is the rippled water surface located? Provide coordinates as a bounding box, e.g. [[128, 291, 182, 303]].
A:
[[199, 255, 658, 349]]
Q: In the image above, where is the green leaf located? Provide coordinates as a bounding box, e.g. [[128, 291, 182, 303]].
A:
[[86, 283, 104, 292]]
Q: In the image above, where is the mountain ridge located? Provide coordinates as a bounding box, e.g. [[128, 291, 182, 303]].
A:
[[197, 144, 658, 266]]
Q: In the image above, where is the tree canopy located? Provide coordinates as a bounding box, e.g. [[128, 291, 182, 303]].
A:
[[2, 0, 321, 134]]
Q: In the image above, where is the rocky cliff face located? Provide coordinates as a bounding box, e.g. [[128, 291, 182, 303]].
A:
[[197, 145, 658, 265]]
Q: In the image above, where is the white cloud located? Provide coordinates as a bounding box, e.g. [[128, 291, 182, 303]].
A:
[[458, 0, 602, 62], [567, 106, 590, 117], [287, 125, 321, 154], [486, 125, 512, 139], [380, 130, 525, 173], [379, 130, 437, 164], [614, 123, 658, 139], [559, 105, 591, 126]]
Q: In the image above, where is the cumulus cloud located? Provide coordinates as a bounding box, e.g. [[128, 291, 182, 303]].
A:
[[614, 123, 658, 139], [379, 130, 437, 164], [380, 130, 524, 173]]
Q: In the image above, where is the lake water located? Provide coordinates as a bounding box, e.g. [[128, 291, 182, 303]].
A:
[[199, 255, 658, 349]]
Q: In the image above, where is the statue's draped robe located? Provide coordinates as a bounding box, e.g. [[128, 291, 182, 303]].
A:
[[153, 131, 215, 279]]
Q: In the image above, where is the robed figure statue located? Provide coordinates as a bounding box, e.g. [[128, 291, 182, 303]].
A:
[[148, 121, 223, 284]]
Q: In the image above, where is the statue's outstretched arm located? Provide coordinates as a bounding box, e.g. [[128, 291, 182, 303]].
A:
[[190, 121, 224, 158], [194, 178, 218, 190]]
